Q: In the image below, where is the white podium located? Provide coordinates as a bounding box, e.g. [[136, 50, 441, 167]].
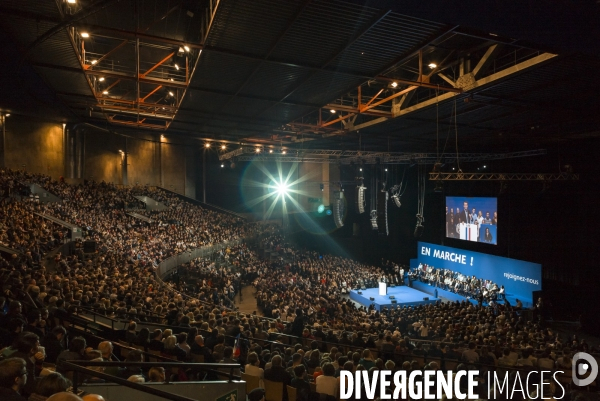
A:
[[459, 223, 479, 242], [378, 282, 387, 296]]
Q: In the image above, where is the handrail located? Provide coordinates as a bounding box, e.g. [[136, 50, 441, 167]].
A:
[[79, 306, 167, 322], [63, 361, 240, 401]]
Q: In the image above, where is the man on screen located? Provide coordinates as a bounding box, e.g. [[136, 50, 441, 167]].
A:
[[484, 211, 492, 224], [470, 207, 477, 224], [460, 201, 470, 224], [493, 211, 498, 225]]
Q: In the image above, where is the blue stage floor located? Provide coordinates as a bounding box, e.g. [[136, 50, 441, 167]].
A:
[[349, 286, 439, 311]]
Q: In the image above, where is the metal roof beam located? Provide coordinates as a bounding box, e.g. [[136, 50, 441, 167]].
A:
[[429, 172, 579, 181]]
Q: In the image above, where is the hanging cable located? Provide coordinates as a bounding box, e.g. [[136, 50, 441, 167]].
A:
[[454, 99, 461, 172]]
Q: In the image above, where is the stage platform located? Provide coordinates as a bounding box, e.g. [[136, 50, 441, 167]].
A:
[[349, 286, 439, 311]]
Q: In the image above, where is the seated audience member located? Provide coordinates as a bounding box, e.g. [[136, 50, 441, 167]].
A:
[[148, 367, 166, 383], [148, 330, 164, 352], [244, 352, 264, 388], [41, 326, 66, 364], [190, 335, 214, 362], [264, 355, 291, 385], [163, 335, 187, 361], [127, 375, 145, 383], [220, 347, 240, 376], [56, 337, 86, 376], [125, 322, 137, 344], [12, 333, 43, 396], [28, 372, 71, 401], [120, 350, 145, 380], [0, 357, 29, 401], [315, 363, 337, 397], [290, 365, 310, 401]]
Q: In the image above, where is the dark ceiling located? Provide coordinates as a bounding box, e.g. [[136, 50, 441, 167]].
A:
[[0, 0, 599, 152]]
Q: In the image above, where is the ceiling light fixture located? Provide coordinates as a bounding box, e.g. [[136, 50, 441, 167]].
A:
[[91, 60, 97, 65], [98, 77, 105, 82], [330, 109, 336, 114], [67, 0, 76, 3], [102, 90, 108, 95], [204, 143, 210, 148], [5, 113, 10, 117], [391, 82, 398, 88], [168, 91, 174, 97], [81, 32, 89, 38], [221, 164, 224, 168], [255, 148, 261, 153], [183, 46, 190, 52], [174, 64, 179, 71], [221, 144, 226, 150], [282, 150, 286, 154], [269, 149, 273, 153], [428, 63, 437, 69]]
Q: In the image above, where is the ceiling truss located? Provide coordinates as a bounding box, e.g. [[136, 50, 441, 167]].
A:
[[429, 172, 579, 181], [220, 148, 547, 164]]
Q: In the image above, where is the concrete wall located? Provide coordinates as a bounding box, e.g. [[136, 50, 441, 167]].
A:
[[2, 116, 195, 198], [162, 141, 186, 195], [3, 116, 64, 179], [83, 128, 123, 184], [127, 136, 160, 186], [297, 161, 340, 212]]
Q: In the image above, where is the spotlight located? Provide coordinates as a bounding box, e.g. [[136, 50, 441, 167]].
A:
[[269, 149, 273, 153], [275, 181, 288, 195], [168, 91, 174, 97], [384, 168, 388, 172], [204, 143, 210, 148], [160, 134, 165, 139], [221, 144, 226, 150], [183, 45, 190, 52], [220, 164, 224, 168], [174, 64, 180, 70], [255, 147, 261, 153], [391, 82, 398, 88], [67, 0, 76, 3], [102, 90, 108, 95], [428, 63, 437, 69], [330, 109, 336, 114], [81, 32, 89, 38], [98, 77, 105, 82], [282, 150, 286, 154], [320, 183, 324, 192], [359, 168, 362, 172], [177, 47, 184, 57], [91, 60, 98, 65], [4, 113, 10, 117]]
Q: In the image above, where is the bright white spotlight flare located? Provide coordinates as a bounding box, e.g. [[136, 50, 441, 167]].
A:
[[274, 181, 289, 196]]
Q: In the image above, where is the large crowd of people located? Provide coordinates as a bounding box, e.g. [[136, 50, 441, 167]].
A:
[[0, 168, 597, 401]]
